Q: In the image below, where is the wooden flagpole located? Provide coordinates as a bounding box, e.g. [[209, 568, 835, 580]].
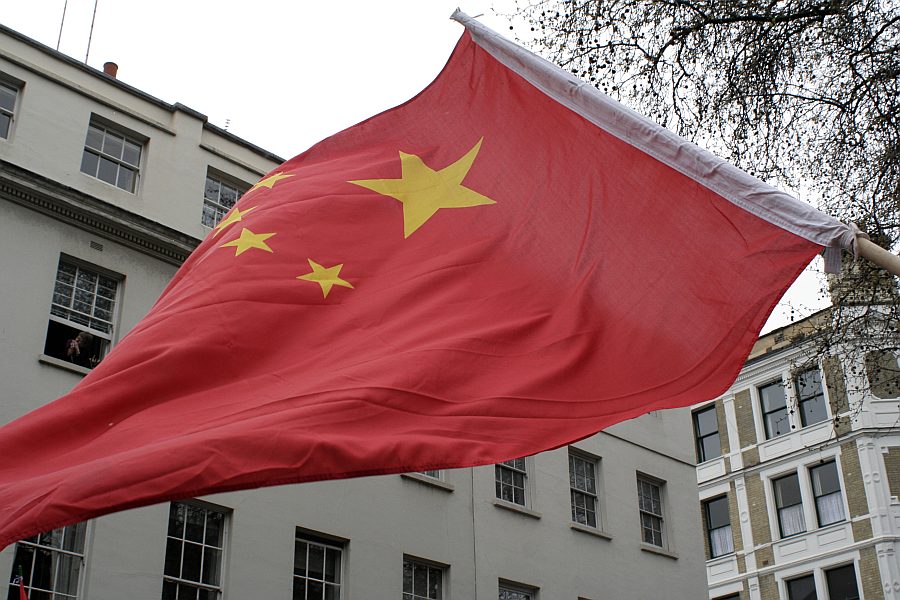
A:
[[858, 236, 900, 277]]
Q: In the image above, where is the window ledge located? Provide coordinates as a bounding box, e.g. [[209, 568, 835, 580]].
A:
[[400, 473, 454, 492], [706, 552, 736, 565], [640, 544, 678, 560], [569, 523, 612, 540], [39, 354, 90, 376], [492, 499, 541, 519]]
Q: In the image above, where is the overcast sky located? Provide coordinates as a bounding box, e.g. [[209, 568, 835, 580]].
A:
[[2, 0, 828, 331]]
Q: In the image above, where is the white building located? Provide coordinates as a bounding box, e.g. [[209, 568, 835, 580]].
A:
[[0, 24, 707, 600], [693, 307, 900, 599]]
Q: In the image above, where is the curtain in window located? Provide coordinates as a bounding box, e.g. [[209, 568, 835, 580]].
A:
[[780, 504, 806, 536], [816, 492, 845, 526], [710, 525, 734, 557]]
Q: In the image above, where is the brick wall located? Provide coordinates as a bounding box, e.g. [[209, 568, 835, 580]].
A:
[[758, 573, 779, 600], [883, 447, 900, 498], [745, 475, 774, 569], [859, 545, 886, 600], [823, 355, 852, 436], [716, 398, 731, 455]]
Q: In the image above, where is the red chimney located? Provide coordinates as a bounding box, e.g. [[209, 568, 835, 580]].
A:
[[103, 62, 118, 78]]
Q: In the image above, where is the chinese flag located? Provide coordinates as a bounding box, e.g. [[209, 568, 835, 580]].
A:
[[0, 12, 851, 548]]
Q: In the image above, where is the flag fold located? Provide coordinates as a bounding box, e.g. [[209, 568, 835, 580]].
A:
[[0, 12, 852, 549]]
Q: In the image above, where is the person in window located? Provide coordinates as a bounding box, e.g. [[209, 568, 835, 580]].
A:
[[66, 331, 94, 367]]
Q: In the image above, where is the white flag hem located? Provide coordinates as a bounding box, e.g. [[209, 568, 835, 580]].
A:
[[451, 10, 855, 270]]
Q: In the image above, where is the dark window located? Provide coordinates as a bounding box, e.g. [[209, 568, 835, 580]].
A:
[[774, 473, 806, 537], [162, 502, 226, 600], [81, 121, 142, 192], [403, 558, 442, 600], [0, 80, 17, 139], [865, 351, 900, 399], [795, 368, 828, 426], [760, 381, 790, 438], [704, 496, 734, 558], [810, 461, 845, 527], [569, 451, 599, 527], [294, 531, 342, 600], [202, 173, 247, 228], [825, 564, 861, 600], [693, 405, 722, 462], [7, 524, 86, 600], [637, 477, 664, 547], [495, 458, 527, 506], [786, 574, 817, 600], [44, 258, 119, 369]]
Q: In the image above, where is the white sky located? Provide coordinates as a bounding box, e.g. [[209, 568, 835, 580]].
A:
[[2, 0, 829, 332]]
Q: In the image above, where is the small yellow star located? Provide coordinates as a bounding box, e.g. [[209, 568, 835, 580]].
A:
[[297, 259, 354, 298], [220, 228, 275, 256], [212, 205, 257, 237], [349, 138, 495, 238], [249, 172, 294, 193]]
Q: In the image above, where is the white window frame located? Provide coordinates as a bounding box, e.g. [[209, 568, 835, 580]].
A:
[[793, 365, 831, 428], [293, 529, 344, 600], [44, 256, 122, 369], [162, 500, 228, 600], [703, 495, 734, 559], [693, 403, 723, 463], [637, 474, 668, 549], [776, 552, 863, 600], [763, 451, 850, 542], [201, 170, 248, 228], [499, 580, 538, 600], [495, 457, 532, 508], [402, 555, 446, 600], [9, 522, 89, 600], [0, 74, 22, 140], [568, 448, 601, 529], [80, 116, 144, 193]]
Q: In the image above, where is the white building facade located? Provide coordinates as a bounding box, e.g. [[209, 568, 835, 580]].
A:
[[0, 24, 708, 600]]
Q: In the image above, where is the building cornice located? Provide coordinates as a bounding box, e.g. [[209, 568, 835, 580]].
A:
[[0, 160, 199, 266]]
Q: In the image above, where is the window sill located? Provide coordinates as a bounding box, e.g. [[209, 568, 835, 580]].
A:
[[640, 544, 678, 560], [39, 354, 90, 376], [400, 473, 454, 492], [706, 552, 736, 565], [492, 499, 541, 519], [570, 523, 612, 540]]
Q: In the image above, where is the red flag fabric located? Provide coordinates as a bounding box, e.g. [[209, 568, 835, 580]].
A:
[[12, 576, 28, 600], [0, 13, 852, 548]]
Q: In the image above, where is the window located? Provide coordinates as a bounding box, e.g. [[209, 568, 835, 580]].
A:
[[810, 461, 845, 527], [0, 80, 17, 139], [637, 477, 665, 547], [703, 496, 734, 558], [44, 258, 119, 368], [759, 381, 790, 439], [693, 405, 722, 462], [294, 531, 342, 600], [786, 574, 816, 600], [80, 120, 142, 192], [495, 458, 528, 506], [162, 502, 226, 600], [418, 470, 442, 479], [865, 350, 900, 398], [795, 368, 828, 427], [569, 451, 599, 528], [499, 582, 535, 600], [7, 523, 86, 600], [403, 558, 443, 600], [825, 564, 861, 600], [202, 173, 247, 228], [774, 473, 806, 537]]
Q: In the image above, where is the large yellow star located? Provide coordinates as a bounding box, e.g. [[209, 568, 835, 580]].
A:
[[349, 138, 495, 238], [249, 172, 294, 193], [297, 259, 354, 298], [212, 205, 257, 237], [220, 228, 275, 256]]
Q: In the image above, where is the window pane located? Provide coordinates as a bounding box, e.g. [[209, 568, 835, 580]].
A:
[[164, 538, 182, 576], [122, 140, 141, 166], [1, 113, 11, 138], [205, 511, 223, 546], [181, 542, 202, 582], [700, 434, 722, 462], [202, 547, 221, 585], [694, 406, 718, 436], [0, 82, 16, 111], [825, 564, 860, 600], [219, 185, 238, 208], [786, 574, 817, 600], [184, 506, 205, 542], [294, 540, 307, 577], [84, 125, 103, 150], [413, 563, 427, 596], [117, 166, 135, 192], [811, 461, 841, 496], [774, 473, 802, 507], [97, 156, 118, 185], [308, 544, 325, 580], [102, 131, 124, 159], [80, 150, 99, 176], [764, 406, 790, 438], [705, 496, 730, 529], [796, 369, 827, 426], [204, 177, 220, 201], [760, 382, 787, 413]]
